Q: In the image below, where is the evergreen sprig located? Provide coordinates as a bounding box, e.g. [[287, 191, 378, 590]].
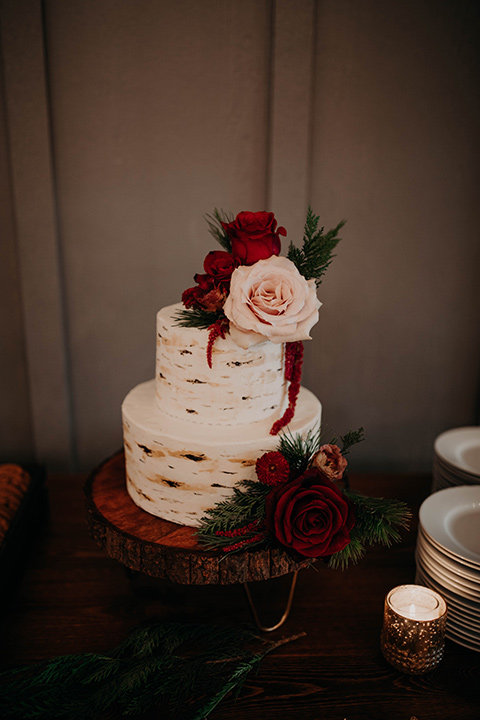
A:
[[205, 208, 234, 252], [340, 427, 365, 454], [0, 622, 299, 720], [287, 207, 345, 286], [277, 426, 322, 476], [327, 492, 412, 570], [197, 480, 270, 539], [174, 307, 224, 330]]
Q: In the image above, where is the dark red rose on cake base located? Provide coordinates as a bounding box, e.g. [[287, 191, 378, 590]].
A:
[[222, 211, 286, 265], [265, 467, 355, 558], [203, 250, 237, 283]]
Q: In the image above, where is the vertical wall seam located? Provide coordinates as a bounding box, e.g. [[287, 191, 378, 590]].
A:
[[306, 0, 318, 208], [2, 0, 73, 469], [0, 13, 35, 456], [39, 0, 77, 470], [265, 0, 276, 210]]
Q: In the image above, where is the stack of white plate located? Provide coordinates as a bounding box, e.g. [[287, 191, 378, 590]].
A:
[[432, 427, 480, 492], [415, 485, 480, 652]]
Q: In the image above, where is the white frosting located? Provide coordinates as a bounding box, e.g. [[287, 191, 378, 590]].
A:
[[155, 304, 288, 424], [122, 379, 321, 527]]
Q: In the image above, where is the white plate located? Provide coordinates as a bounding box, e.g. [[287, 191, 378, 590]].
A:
[[447, 606, 480, 631], [417, 527, 480, 585], [435, 427, 480, 477], [433, 455, 480, 485], [447, 610, 480, 634], [445, 627, 480, 652], [415, 567, 480, 616], [419, 526, 480, 571], [416, 533, 480, 585], [419, 486, 480, 565], [416, 546, 480, 595], [415, 552, 480, 600], [446, 629, 480, 652], [446, 615, 480, 641]]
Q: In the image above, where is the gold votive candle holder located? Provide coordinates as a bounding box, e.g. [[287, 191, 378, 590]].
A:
[[381, 584, 447, 674]]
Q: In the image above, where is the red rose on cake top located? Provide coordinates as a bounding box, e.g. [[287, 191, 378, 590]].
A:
[[222, 211, 286, 265], [203, 250, 237, 282]]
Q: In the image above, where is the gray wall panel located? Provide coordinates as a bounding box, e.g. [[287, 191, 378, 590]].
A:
[[44, 0, 272, 468], [306, 0, 480, 470], [1, 0, 478, 472]]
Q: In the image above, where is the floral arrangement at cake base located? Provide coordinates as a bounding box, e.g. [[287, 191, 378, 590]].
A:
[[196, 428, 411, 569]]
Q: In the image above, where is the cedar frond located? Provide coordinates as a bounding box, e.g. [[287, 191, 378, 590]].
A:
[[205, 208, 234, 252], [287, 206, 345, 286], [174, 307, 224, 329]]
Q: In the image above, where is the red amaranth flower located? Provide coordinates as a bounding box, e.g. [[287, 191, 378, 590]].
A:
[[270, 341, 304, 435], [220, 533, 266, 553], [214, 519, 264, 538], [206, 316, 229, 368], [255, 451, 290, 486]]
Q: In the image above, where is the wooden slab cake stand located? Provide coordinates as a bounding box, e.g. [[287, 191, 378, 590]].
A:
[[85, 451, 309, 630]]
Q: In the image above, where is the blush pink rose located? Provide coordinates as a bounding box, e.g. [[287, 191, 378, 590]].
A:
[[223, 256, 321, 348]]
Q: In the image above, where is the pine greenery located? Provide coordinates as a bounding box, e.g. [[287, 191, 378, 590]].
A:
[[340, 427, 365, 454], [174, 307, 224, 329], [205, 208, 234, 252], [327, 491, 412, 570], [277, 426, 322, 476], [287, 207, 345, 286], [0, 622, 299, 720], [197, 480, 270, 539]]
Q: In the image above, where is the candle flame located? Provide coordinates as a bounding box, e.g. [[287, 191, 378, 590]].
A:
[[409, 603, 416, 618]]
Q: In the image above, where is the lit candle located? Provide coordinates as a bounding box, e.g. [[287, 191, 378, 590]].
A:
[[381, 584, 447, 674], [389, 585, 444, 621]]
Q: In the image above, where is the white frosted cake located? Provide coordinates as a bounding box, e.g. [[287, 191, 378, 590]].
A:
[[122, 303, 321, 527], [122, 209, 328, 528]]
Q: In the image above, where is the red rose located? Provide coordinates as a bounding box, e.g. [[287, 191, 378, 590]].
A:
[[222, 211, 286, 265], [203, 250, 237, 283], [193, 273, 215, 291], [265, 467, 355, 558]]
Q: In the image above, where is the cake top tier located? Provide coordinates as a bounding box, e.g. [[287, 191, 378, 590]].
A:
[[155, 303, 288, 426]]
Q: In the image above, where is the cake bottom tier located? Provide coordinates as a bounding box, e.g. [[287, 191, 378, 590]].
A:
[[122, 379, 322, 527]]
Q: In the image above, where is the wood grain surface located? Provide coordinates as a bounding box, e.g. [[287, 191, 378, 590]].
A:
[[1, 469, 479, 719], [85, 451, 309, 585]]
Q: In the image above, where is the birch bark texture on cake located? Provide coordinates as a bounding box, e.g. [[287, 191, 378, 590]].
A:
[[122, 304, 321, 526], [122, 208, 339, 528]]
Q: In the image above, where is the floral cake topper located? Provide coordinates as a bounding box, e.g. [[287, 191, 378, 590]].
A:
[[177, 208, 344, 435]]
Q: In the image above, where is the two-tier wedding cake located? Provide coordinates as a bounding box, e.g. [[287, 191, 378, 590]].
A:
[[122, 209, 332, 527]]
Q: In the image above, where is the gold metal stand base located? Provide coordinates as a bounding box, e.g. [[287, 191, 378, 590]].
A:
[[243, 570, 299, 632]]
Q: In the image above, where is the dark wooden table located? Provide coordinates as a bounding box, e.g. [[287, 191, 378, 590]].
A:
[[1, 470, 479, 719]]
